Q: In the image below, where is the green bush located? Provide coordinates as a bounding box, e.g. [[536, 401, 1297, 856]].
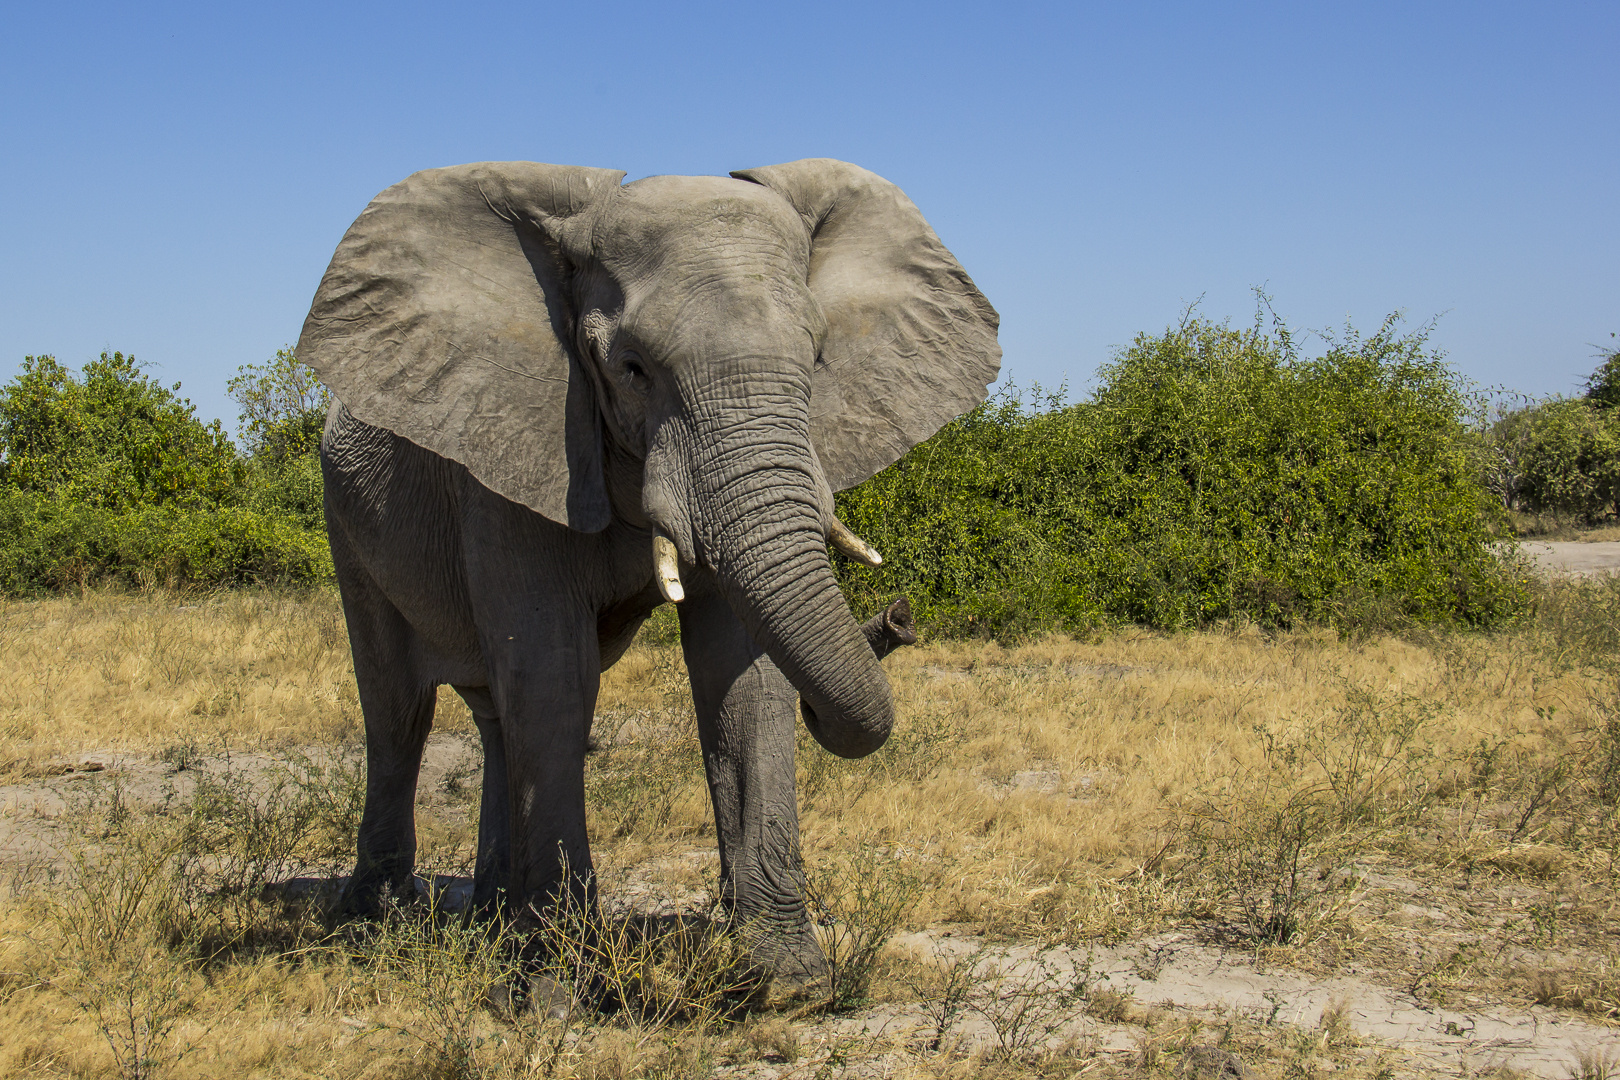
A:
[[1483, 341, 1620, 524], [227, 347, 330, 464], [227, 346, 330, 536], [836, 311, 1523, 635], [1507, 399, 1620, 521], [0, 489, 333, 593], [238, 450, 326, 534], [1583, 335, 1620, 410], [0, 350, 333, 594], [0, 352, 243, 510]]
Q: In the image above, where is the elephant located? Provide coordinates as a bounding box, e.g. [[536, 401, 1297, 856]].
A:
[[296, 157, 1000, 982]]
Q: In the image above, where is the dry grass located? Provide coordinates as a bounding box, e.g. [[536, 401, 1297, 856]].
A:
[[2, 584, 1620, 1076], [0, 589, 367, 770], [797, 620, 1619, 946]]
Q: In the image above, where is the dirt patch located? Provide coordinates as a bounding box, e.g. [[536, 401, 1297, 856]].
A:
[[0, 733, 479, 884], [877, 930, 1620, 1078], [1521, 541, 1620, 576]]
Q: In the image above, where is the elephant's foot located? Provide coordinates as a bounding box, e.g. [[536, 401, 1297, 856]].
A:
[[339, 858, 417, 917], [732, 914, 829, 1001]]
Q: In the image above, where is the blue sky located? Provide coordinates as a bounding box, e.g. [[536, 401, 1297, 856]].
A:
[[2, 1, 1614, 433]]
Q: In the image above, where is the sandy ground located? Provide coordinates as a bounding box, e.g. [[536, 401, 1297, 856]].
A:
[[871, 930, 1620, 1079], [1519, 540, 1620, 576]]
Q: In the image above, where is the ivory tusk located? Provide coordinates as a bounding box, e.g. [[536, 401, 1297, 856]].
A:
[[652, 534, 685, 603], [828, 517, 883, 567]]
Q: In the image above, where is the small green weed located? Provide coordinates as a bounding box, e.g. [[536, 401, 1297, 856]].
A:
[[804, 843, 922, 1010], [1177, 683, 1435, 943]]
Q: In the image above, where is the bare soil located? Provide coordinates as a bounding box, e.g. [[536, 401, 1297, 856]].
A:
[[1520, 541, 1620, 577]]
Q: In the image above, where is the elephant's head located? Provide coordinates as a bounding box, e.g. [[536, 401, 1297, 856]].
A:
[[297, 159, 999, 758]]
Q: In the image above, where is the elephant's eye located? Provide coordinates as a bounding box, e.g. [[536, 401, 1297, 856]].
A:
[[622, 354, 647, 382]]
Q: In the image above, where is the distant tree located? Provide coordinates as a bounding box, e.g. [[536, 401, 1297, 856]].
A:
[[1512, 397, 1620, 520], [227, 347, 331, 462], [1584, 333, 1620, 410], [1476, 394, 1538, 510], [0, 352, 242, 510]]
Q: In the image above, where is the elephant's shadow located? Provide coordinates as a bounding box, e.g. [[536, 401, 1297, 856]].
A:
[[264, 872, 736, 942], [264, 872, 783, 1011]]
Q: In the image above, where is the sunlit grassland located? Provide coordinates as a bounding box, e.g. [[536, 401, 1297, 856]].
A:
[[1, 583, 1619, 1077]]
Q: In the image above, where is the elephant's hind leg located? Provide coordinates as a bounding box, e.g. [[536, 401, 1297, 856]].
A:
[[335, 560, 439, 914]]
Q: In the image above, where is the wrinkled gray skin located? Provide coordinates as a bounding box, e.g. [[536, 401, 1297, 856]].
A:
[[298, 158, 999, 982]]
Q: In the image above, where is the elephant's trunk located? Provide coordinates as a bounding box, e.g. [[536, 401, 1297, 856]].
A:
[[681, 377, 893, 759]]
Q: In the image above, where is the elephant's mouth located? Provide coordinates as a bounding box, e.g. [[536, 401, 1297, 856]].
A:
[[649, 515, 882, 605]]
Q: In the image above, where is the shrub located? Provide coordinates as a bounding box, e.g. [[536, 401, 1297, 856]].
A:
[[1506, 399, 1620, 521], [1483, 340, 1620, 523], [1583, 334, 1620, 410], [967, 948, 1095, 1058], [0, 489, 332, 593], [836, 310, 1521, 635], [0, 350, 334, 594], [803, 843, 922, 1010], [238, 450, 326, 534], [0, 352, 242, 511], [362, 893, 525, 1080], [228, 347, 331, 535], [226, 347, 330, 464]]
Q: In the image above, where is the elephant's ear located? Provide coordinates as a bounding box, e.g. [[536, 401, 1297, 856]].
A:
[[297, 161, 625, 530], [731, 159, 1001, 491]]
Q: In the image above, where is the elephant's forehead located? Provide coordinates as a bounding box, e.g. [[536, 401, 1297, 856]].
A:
[[603, 174, 807, 253]]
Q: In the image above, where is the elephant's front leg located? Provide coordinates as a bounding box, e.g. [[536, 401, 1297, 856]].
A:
[[332, 550, 440, 915], [479, 627, 601, 928], [678, 570, 826, 985], [451, 685, 511, 915]]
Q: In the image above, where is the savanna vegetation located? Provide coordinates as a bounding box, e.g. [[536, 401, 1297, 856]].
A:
[[0, 308, 1572, 640], [3, 312, 1619, 1078], [0, 349, 329, 594], [839, 311, 1527, 637], [1483, 334, 1620, 535], [4, 581, 1620, 1077]]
